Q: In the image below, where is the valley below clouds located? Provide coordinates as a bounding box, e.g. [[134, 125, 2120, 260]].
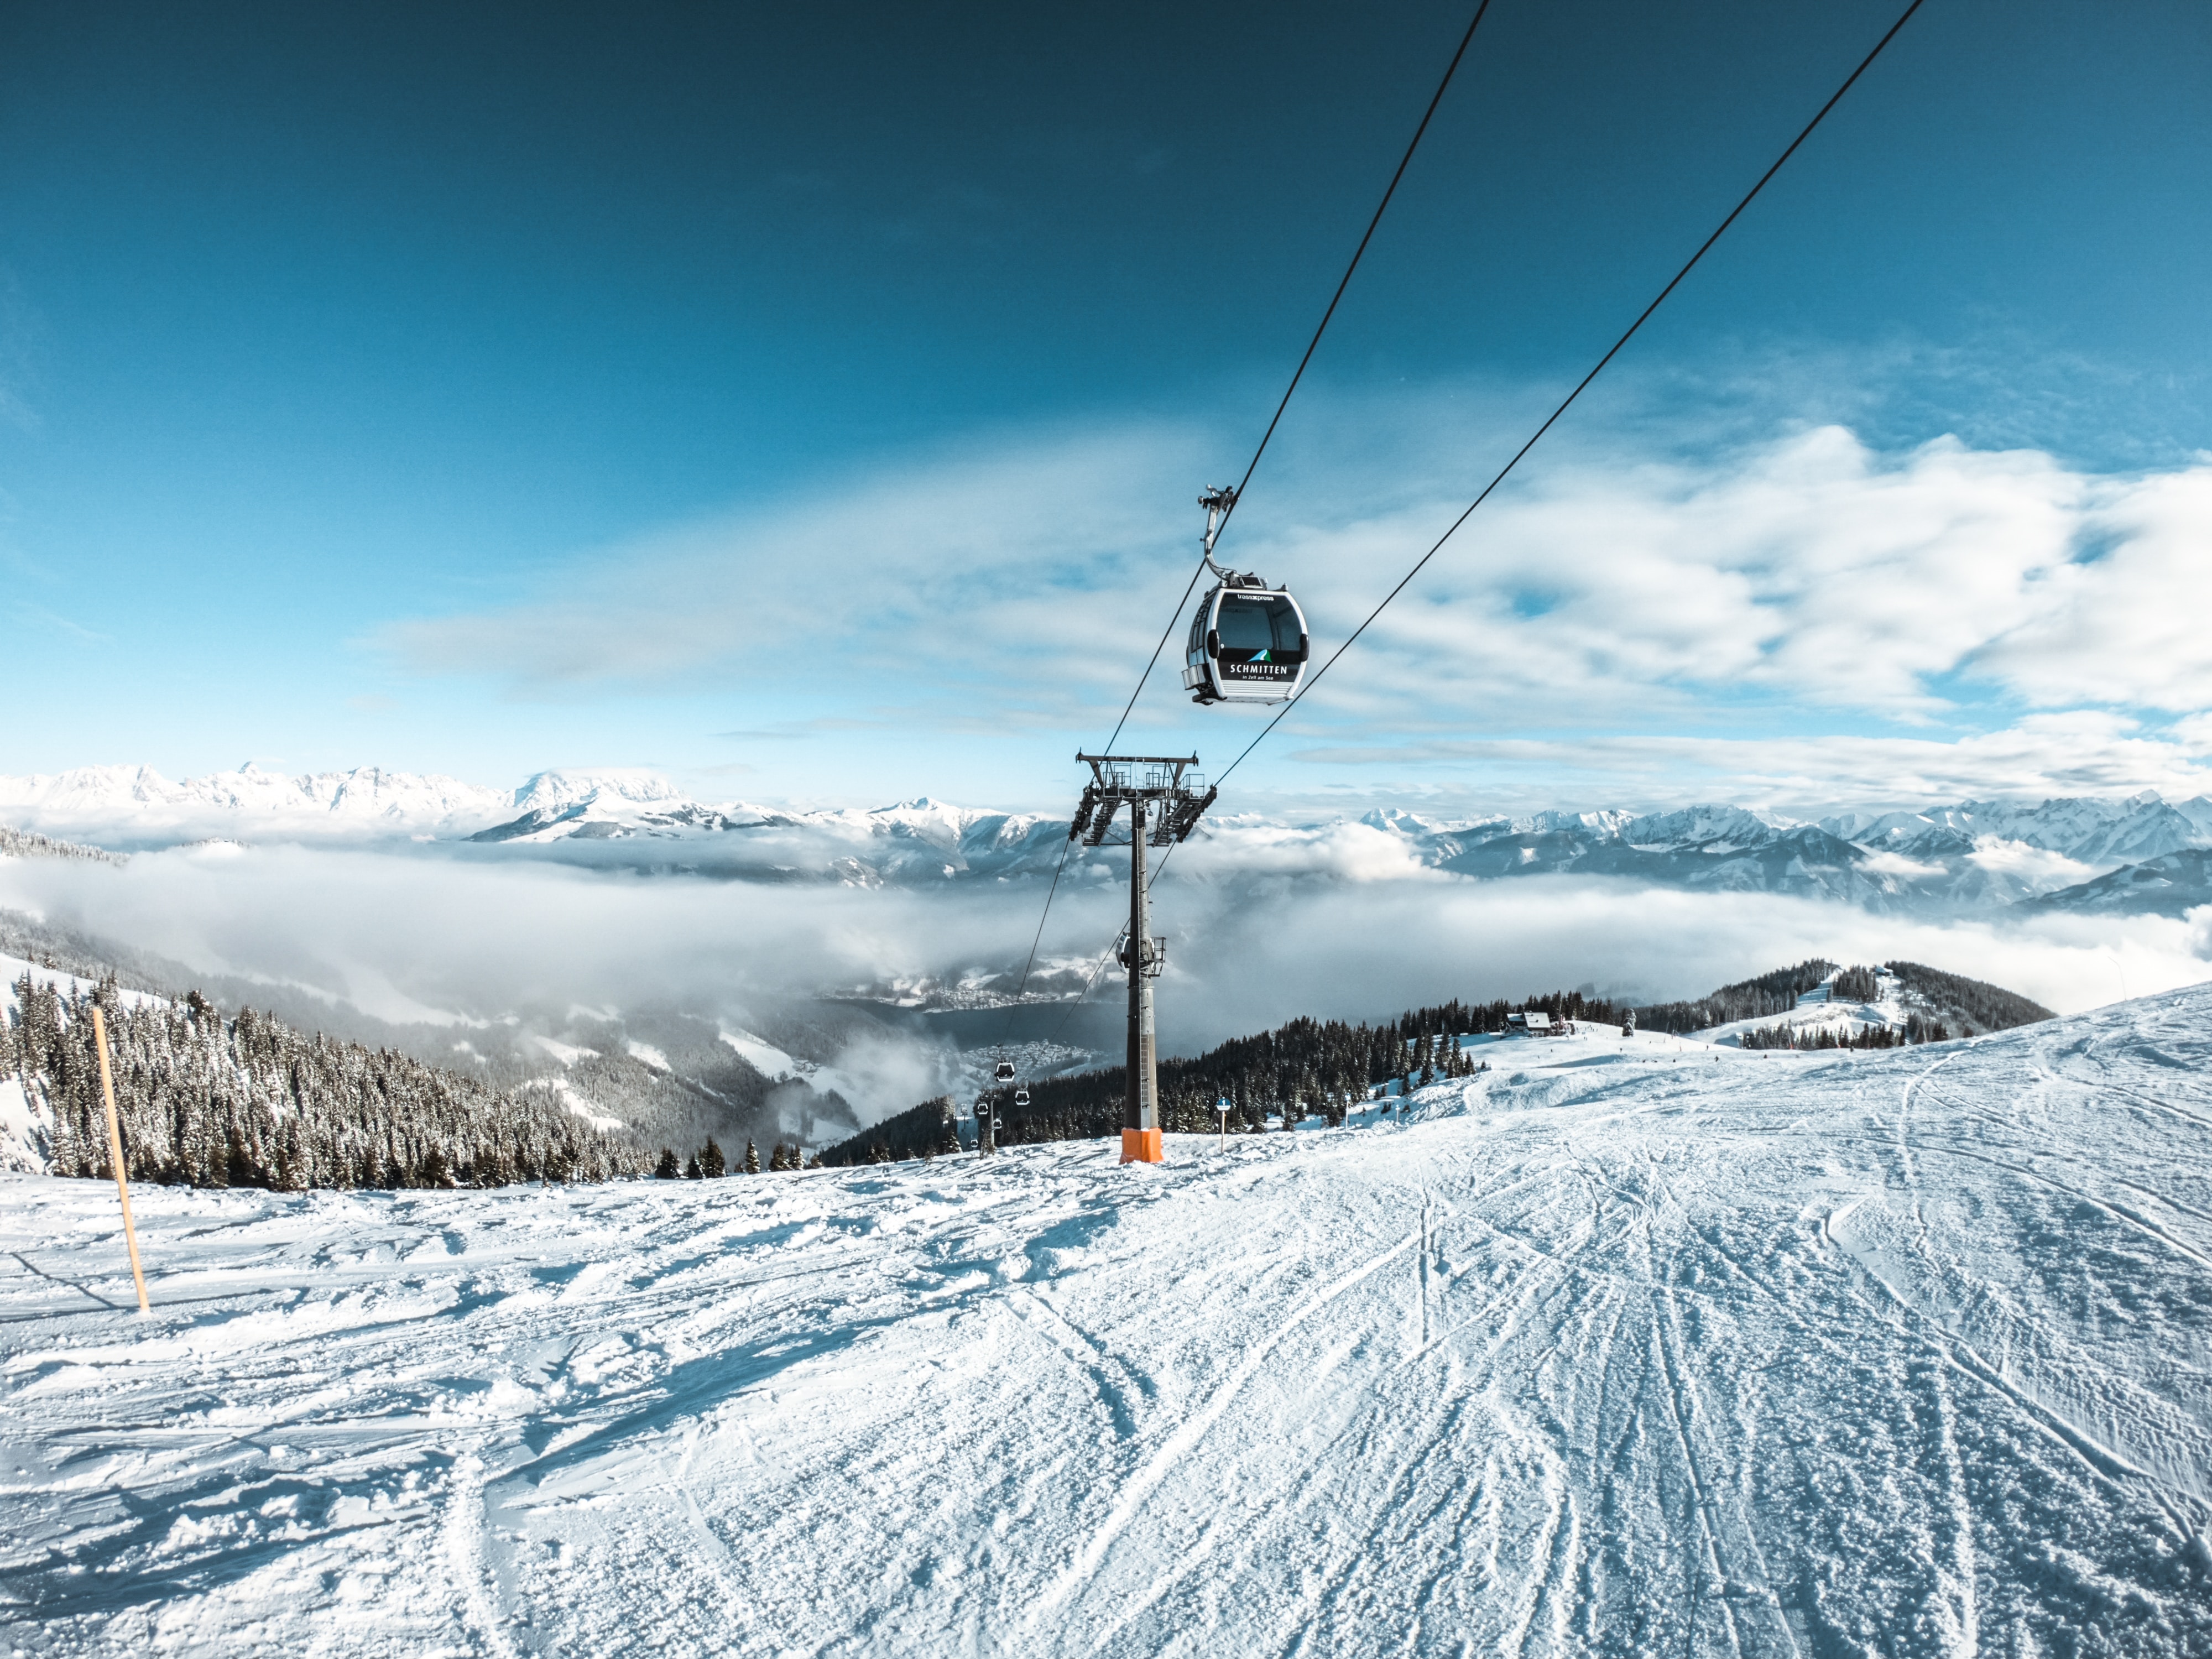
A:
[[4, 763, 2210, 1131]]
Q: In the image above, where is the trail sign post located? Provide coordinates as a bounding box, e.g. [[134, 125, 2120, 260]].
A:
[[1069, 754, 1215, 1164]]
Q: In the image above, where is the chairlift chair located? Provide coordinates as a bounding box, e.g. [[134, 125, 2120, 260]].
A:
[[1179, 486, 1310, 706], [1013, 1086, 1031, 1108], [993, 1058, 1015, 1084]]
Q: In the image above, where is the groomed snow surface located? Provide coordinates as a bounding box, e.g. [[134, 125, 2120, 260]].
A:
[[5, 994, 2210, 1656]]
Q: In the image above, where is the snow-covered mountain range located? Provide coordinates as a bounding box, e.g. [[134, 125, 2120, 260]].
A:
[[0, 762, 515, 839], [7, 763, 2212, 915], [1352, 794, 2212, 915]]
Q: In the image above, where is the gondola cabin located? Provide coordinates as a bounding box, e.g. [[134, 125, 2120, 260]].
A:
[[1182, 580, 1309, 705]]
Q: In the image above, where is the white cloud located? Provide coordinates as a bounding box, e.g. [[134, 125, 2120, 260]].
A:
[[0, 844, 1085, 1121], [7, 843, 2208, 1104], [1170, 817, 1449, 884], [379, 422, 1211, 717], [1261, 425, 2179, 727], [368, 384, 2212, 810], [1277, 716, 2212, 817], [1145, 870, 2212, 1041], [2171, 713, 2212, 755], [1973, 466, 2212, 709], [1963, 838, 2104, 891]]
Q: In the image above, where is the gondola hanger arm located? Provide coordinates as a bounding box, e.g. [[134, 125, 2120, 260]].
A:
[[1198, 484, 1252, 585]]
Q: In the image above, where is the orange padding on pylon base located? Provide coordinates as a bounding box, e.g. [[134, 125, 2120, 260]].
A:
[[1120, 1128, 1164, 1164]]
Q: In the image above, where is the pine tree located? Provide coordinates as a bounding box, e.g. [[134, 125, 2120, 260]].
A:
[[276, 1116, 310, 1191], [655, 1147, 680, 1179], [686, 1151, 703, 1179], [743, 1138, 761, 1175], [701, 1138, 726, 1178], [5, 979, 647, 1193]]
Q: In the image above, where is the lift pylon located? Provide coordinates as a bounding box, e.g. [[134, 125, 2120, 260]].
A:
[[1070, 754, 1217, 1163]]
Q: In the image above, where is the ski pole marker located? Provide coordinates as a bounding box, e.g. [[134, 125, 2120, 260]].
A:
[[91, 1004, 151, 1314]]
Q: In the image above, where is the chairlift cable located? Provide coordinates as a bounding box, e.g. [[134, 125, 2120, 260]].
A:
[[1052, 0, 1924, 1052], [1207, 0, 1927, 797], [992, 830, 1077, 1052], [1044, 838, 1191, 1047], [1099, 0, 1496, 757], [1034, 0, 1924, 1070], [1009, 4, 1498, 1062], [1047, 926, 1133, 1046]]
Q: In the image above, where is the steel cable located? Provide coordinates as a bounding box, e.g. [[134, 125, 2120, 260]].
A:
[[995, 4, 1496, 1062], [1099, 0, 1496, 758], [1208, 0, 1927, 795], [1022, 0, 1926, 1072]]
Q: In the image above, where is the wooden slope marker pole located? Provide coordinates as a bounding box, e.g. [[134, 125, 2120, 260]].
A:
[[90, 1005, 150, 1314]]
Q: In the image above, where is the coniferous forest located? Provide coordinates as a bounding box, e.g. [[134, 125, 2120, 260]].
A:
[[0, 907, 855, 1186], [821, 989, 1615, 1166], [8, 952, 2057, 1184], [3, 976, 647, 1188], [815, 959, 2055, 1167], [1629, 959, 1843, 1032]]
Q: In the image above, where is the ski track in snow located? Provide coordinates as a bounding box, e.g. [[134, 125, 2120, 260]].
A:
[[4, 997, 2211, 1655]]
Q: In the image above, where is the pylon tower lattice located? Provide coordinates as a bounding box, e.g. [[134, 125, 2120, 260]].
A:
[[1069, 753, 1217, 1164]]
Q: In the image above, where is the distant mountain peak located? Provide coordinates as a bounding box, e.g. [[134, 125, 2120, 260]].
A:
[[513, 768, 687, 808], [8, 763, 2212, 916]]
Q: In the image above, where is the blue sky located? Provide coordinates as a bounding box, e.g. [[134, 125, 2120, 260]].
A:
[[3, 0, 2209, 813]]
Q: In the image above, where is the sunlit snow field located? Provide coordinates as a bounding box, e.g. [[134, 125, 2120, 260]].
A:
[[4, 994, 2210, 1656]]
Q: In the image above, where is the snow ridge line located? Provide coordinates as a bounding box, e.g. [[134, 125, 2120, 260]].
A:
[[1021, 1227, 1422, 1637]]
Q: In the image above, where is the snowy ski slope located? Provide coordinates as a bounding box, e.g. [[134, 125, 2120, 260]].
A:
[[3, 989, 2209, 1655]]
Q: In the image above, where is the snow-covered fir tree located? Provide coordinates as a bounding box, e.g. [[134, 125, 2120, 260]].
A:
[[6, 976, 645, 1189]]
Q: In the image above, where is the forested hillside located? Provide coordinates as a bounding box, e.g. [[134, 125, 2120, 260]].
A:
[[0, 907, 860, 1170], [1887, 959, 2054, 1034], [0, 826, 124, 865], [8, 941, 2061, 1184], [3, 977, 645, 1187], [822, 994, 1570, 1165], [818, 959, 2056, 1166], [1631, 959, 1840, 1033]]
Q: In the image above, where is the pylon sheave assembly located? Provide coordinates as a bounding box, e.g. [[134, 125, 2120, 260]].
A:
[[1069, 753, 1216, 1163]]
